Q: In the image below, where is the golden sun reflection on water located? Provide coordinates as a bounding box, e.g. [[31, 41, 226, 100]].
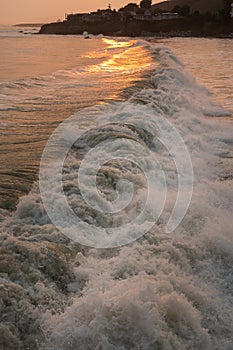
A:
[[0, 37, 155, 208], [88, 38, 154, 74], [102, 38, 134, 48]]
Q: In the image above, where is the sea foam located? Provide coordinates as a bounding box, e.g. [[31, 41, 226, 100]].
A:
[[0, 41, 232, 349]]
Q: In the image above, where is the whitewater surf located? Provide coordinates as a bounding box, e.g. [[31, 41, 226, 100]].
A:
[[0, 34, 232, 349]]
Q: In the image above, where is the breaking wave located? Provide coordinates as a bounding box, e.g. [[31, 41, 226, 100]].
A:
[[0, 40, 232, 349]]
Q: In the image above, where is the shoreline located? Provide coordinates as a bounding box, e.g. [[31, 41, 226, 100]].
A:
[[36, 32, 233, 40]]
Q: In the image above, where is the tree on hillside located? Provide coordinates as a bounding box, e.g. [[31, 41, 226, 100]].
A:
[[172, 5, 190, 16], [140, 0, 152, 9], [219, 0, 232, 19], [224, 0, 232, 11], [119, 3, 139, 12], [154, 8, 163, 14]]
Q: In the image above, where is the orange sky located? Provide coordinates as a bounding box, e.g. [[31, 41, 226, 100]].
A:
[[0, 0, 164, 25]]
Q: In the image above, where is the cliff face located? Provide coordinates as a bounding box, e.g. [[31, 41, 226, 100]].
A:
[[39, 21, 233, 38], [39, 22, 83, 35], [39, 18, 186, 36], [39, 11, 233, 38], [39, 18, 122, 36]]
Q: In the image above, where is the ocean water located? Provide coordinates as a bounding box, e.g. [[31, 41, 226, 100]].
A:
[[0, 28, 153, 209], [0, 27, 233, 349]]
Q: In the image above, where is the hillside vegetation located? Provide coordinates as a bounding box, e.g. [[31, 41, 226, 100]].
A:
[[152, 0, 225, 14]]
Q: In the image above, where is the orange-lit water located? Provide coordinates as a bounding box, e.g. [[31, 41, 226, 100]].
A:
[[0, 31, 153, 208]]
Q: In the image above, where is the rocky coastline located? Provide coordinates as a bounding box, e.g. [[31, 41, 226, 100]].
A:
[[39, 14, 233, 39]]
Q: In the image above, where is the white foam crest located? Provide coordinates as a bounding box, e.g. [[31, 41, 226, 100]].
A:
[[41, 273, 211, 350], [37, 43, 233, 348], [134, 45, 231, 119]]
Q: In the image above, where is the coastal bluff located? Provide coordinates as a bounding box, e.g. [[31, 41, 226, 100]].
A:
[[39, 2, 233, 38]]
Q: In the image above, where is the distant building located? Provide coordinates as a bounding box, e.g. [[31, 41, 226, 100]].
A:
[[135, 9, 155, 21], [155, 13, 179, 20], [65, 6, 180, 25], [135, 11, 179, 21], [66, 9, 114, 23]]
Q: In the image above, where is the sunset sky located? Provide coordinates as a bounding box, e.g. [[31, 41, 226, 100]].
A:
[[0, 0, 164, 25]]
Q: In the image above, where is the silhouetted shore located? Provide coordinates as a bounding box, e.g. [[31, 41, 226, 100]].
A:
[[39, 16, 233, 39]]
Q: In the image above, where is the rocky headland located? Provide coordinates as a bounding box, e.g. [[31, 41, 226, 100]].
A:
[[39, 0, 233, 38]]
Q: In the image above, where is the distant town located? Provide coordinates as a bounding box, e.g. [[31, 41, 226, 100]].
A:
[[39, 0, 233, 38]]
